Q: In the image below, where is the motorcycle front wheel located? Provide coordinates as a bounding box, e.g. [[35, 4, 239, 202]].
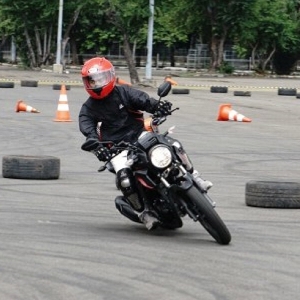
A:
[[185, 186, 231, 245]]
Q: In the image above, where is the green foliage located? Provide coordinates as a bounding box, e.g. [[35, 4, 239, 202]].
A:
[[154, 0, 189, 47], [218, 61, 235, 74], [233, 0, 300, 71], [1, 0, 300, 73], [232, 45, 248, 59]]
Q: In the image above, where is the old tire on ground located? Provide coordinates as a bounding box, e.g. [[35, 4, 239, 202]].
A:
[[234, 91, 251, 97], [210, 86, 228, 93], [245, 180, 300, 208], [0, 82, 15, 88], [2, 155, 60, 179], [172, 88, 190, 94], [52, 84, 71, 90], [277, 88, 296, 96], [20, 80, 38, 87], [296, 93, 300, 99]]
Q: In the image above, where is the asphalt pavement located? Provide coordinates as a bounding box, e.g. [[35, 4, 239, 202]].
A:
[[0, 64, 300, 300]]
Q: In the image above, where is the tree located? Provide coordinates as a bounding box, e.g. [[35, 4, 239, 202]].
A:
[[0, 5, 14, 62], [91, 0, 151, 84], [2, 0, 300, 75], [233, 0, 300, 73], [153, 0, 189, 67], [0, 0, 86, 67], [78, 0, 190, 82], [168, 0, 256, 71], [0, 0, 57, 67]]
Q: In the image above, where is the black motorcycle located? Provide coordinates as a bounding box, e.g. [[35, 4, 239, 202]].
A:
[[82, 81, 231, 245]]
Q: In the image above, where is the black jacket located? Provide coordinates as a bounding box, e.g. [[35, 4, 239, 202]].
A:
[[79, 85, 159, 144]]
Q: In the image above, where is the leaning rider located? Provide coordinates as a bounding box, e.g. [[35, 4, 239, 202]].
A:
[[79, 57, 212, 230]]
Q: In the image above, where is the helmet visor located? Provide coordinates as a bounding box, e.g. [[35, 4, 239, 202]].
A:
[[83, 68, 115, 90]]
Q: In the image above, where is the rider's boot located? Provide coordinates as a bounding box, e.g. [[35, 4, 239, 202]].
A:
[[115, 195, 159, 229], [115, 196, 142, 223], [116, 168, 159, 230], [139, 210, 159, 230], [138, 200, 160, 231]]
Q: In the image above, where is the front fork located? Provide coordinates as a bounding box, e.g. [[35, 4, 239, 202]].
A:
[[159, 165, 216, 208]]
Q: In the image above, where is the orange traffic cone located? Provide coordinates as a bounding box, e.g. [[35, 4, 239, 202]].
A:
[[15, 100, 40, 113], [164, 75, 178, 86], [217, 103, 252, 122], [53, 84, 72, 122], [116, 77, 132, 86]]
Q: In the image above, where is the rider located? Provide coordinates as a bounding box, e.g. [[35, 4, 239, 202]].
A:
[[79, 57, 212, 230]]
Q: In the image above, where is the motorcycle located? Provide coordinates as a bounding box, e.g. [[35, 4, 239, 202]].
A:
[[82, 81, 231, 245]]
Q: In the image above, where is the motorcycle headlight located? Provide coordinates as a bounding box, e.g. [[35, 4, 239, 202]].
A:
[[149, 145, 172, 168]]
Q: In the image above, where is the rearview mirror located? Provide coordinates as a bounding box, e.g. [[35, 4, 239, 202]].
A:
[[157, 81, 171, 98]]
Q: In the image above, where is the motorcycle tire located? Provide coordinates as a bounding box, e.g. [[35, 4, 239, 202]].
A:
[[185, 186, 231, 245]]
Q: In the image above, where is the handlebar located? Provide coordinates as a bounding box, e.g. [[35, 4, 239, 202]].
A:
[[152, 107, 179, 126], [97, 141, 137, 172], [97, 106, 179, 172]]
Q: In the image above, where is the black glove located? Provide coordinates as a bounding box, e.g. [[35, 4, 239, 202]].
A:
[[153, 100, 172, 117], [81, 138, 102, 152], [94, 147, 112, 162]]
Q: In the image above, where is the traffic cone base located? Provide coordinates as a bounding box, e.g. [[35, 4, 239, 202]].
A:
[[15, 100, 40, 113], [164, 75, 178, 86], [54, 84, 72, 122], [217, 103, 251, 122]]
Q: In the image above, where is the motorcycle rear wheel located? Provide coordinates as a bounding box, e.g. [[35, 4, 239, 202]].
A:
[[185, 186, 231, 245]]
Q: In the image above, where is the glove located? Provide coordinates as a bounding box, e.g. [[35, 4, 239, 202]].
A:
[[81, 138, 102, 152], [153, 100, 172, 117], [94, 147, 112, 162]]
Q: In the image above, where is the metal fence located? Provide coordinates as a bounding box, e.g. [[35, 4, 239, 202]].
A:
[[0, 46, 261, 71], [186, 45, 251, 70]]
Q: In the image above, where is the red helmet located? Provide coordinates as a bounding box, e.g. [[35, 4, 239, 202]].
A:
[[81, 57, 116, 99]]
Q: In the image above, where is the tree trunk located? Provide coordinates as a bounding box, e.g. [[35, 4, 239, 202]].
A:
[[43, 30, 47, 62], [209, 28, 227, 71], [24, 28, 37, 67], [210, 35, 219, 70], [70, 38, 79, 65], [170, 46, 175, 67], [34, 26, 43, 66], [251, 44, 258, 70], [47, 26, 53, 65], [61, 37, 70, 68], [61, 8, 80, 68], [0, 35, 7, 49], [123, 33, 140, 84], [217, 36, 226, 67], [261, 47, 276, 71], [47, 25, 52, 55]]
